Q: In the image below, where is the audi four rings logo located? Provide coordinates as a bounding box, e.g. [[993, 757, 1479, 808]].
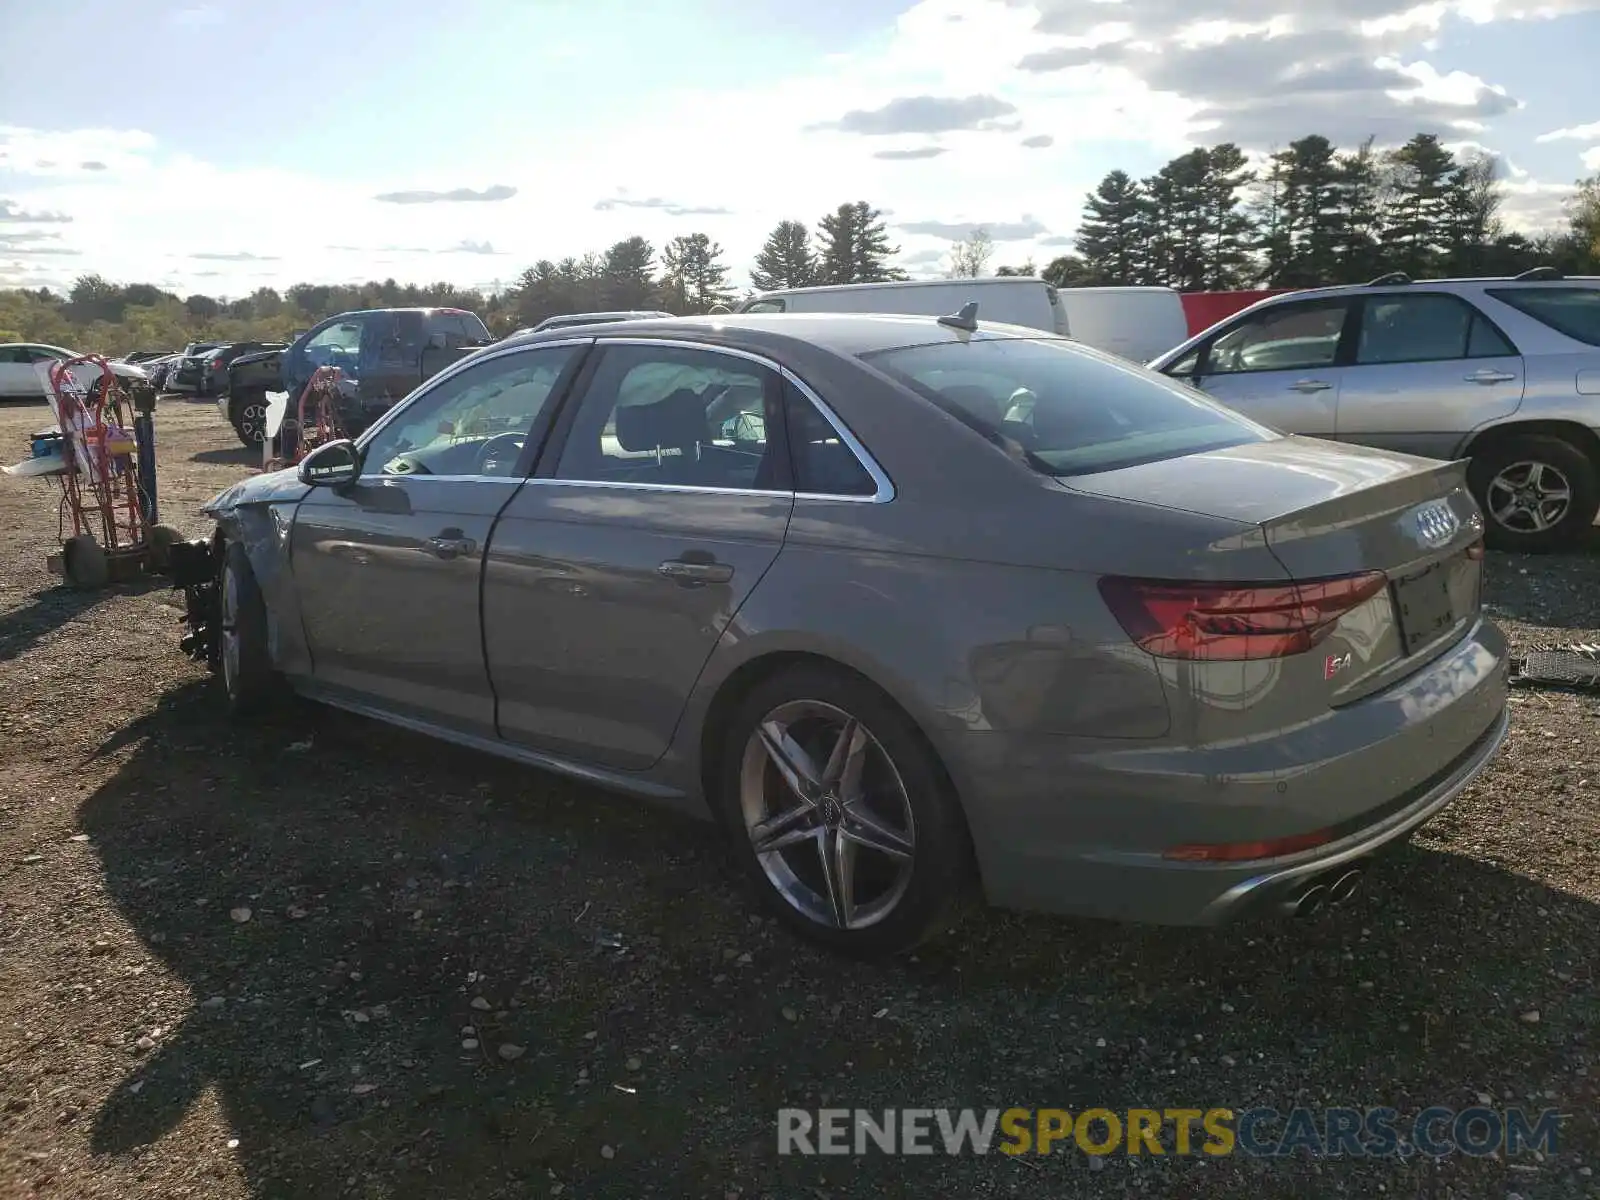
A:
[[1414, 501, 1459, 548]]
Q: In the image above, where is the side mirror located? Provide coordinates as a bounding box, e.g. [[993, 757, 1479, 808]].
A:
[[427, 333, 447, 349], [297, 439, 361, 487]]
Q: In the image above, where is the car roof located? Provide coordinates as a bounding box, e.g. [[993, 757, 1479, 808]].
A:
[[1251, 275, 1600, 302], [498, 312, 1052, 358]]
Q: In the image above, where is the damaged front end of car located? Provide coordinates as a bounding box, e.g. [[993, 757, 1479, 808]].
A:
[[161, 468, 311, 671], [167, 535, 224, 668]]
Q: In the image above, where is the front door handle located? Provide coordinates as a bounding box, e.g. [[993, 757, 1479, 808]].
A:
[[1465, 369, 1516, 384], [426, 532, 477, 559], [1289, 378, 1333, 393], [658, 558, 734, 585]]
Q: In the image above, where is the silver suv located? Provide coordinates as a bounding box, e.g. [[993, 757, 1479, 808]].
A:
[[1148, 270, 1600, 552]]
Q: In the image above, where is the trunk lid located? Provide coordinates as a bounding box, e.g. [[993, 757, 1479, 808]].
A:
[[1066, 435, 1486, 703]]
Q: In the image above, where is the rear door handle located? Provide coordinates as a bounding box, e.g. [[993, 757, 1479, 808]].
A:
[[426, 534, 476, 559], [1289, 379, 1333, 393], [1465, 369, 1516, 384], [658, 558, 733, 585]]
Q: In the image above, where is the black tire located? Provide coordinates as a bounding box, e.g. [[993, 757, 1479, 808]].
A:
[[711, 664, 974, 959], [230, 389, 269, 447], [219, 541, 282, 717], [146, 524, 185, 573], [62, 535, 109, 590], [1468, 434, 1600, 554]]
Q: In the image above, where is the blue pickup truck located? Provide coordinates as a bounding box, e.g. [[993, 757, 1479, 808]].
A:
[[221, 307, 494, 447]]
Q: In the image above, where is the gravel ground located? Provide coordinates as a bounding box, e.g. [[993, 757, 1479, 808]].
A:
[[0, 395, 1596, 1200]]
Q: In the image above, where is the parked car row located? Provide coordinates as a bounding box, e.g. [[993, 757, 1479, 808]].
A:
[[0, 342, 152, 400]]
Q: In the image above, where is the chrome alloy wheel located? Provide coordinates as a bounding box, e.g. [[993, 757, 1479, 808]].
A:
[[238, 400, 267, 444], [1486, 460, 1572, 534], [738, 699, 916, 931]]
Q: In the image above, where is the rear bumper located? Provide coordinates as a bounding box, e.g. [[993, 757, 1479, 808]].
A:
[[953, 619, 1510, 925]]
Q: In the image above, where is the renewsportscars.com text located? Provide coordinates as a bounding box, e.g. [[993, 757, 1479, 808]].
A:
[[777, 1106, 1561, 1159]]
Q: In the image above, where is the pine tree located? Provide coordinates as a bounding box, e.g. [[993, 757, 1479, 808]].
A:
[[1385, 134, 1458, 277], [660, 233, 732, 314], [600, 237, 655, 309], [1202, 143, 1257, 289], [816, 202, 904, 284], [1074, 171, 1149, 285], [750, 220, 818, 292], [1330, 138, 1385, 282]]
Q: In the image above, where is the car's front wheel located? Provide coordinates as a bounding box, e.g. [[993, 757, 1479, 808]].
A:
[[219, 541, 282, 716], [714, 664, 973, 958], [1468, 434, 1600, 553], [230, 389, 269, 447]]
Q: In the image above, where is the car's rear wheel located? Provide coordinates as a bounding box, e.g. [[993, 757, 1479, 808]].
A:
[[1468, 434, 1600, 553], [714, 665, 972, 958], [219, 541, 282, 716], [230, 389, 269, 447]]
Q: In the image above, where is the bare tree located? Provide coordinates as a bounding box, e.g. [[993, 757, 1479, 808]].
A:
[[945, 227, 994, 278]]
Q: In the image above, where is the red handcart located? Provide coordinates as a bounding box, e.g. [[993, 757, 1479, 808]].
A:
[[43, 355, 179, 588], [263, 365, 351, 470]]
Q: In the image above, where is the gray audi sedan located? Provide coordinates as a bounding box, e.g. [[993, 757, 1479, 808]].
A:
[[169, 311, 1509, 958]]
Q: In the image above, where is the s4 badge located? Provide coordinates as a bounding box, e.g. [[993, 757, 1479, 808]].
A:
[[1324, 652, 1353, 680]]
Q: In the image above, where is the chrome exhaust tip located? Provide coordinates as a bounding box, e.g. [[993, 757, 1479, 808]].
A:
[[1326, 869, 1363, 904], [1279, 883, 1328, 917]]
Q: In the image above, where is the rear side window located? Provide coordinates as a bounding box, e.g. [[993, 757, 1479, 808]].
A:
[[1486, 287, 1600, 347], [785, 382, 876, 496], [863, 337, 1273, 477], [1355, 293, 1516, 363]]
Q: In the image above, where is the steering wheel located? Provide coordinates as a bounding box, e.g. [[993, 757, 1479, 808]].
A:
[[475, 431, 526, 475]]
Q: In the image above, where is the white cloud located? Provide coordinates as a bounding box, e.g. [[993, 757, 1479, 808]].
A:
[[0, 0, 1588, 296], [1537, 119, 1600, 142], [1584, 146, 1600, 170]]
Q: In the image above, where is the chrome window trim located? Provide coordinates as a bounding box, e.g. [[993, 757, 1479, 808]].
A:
[[545, 336, 894, 504], [351, 337, 596, 479]]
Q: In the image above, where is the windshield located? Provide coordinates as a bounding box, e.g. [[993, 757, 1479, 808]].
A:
[[1486, 287, 1600, 347], [862, 336, 1274, 476]]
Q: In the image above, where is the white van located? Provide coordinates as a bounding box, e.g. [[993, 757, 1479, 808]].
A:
[[735, 278, 1187, 363]]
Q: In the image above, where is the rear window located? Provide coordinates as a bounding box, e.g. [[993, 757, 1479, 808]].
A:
[[1486, 287, 1600, 346], [862, 336, 1273, 476]]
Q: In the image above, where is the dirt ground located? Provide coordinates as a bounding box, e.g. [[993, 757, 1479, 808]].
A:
[[0, 394, 1596, 1200]]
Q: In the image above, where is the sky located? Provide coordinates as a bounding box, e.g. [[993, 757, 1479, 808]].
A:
[[0, 0, 1597, 299]]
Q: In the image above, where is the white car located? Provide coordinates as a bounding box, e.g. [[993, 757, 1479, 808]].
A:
[[0, 342, 149, 401]]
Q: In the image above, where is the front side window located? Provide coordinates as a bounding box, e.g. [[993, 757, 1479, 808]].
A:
[[743, 299, 786, 314], [1356, 293, 1514, 364], [360, 345, 580, 478], [1204, 300, 1349, 375], [1486, 287, 1600, 347], [554, 344, 785, 491], [864, 336, 1273, 477], [304, 319, 365, 373]]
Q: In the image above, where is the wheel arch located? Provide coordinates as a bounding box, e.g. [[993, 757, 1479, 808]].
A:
[[1458, 418, 1600, 465]]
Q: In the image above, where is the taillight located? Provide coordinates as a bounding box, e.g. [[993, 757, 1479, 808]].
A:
[[1098, 571, 1388, 661]]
